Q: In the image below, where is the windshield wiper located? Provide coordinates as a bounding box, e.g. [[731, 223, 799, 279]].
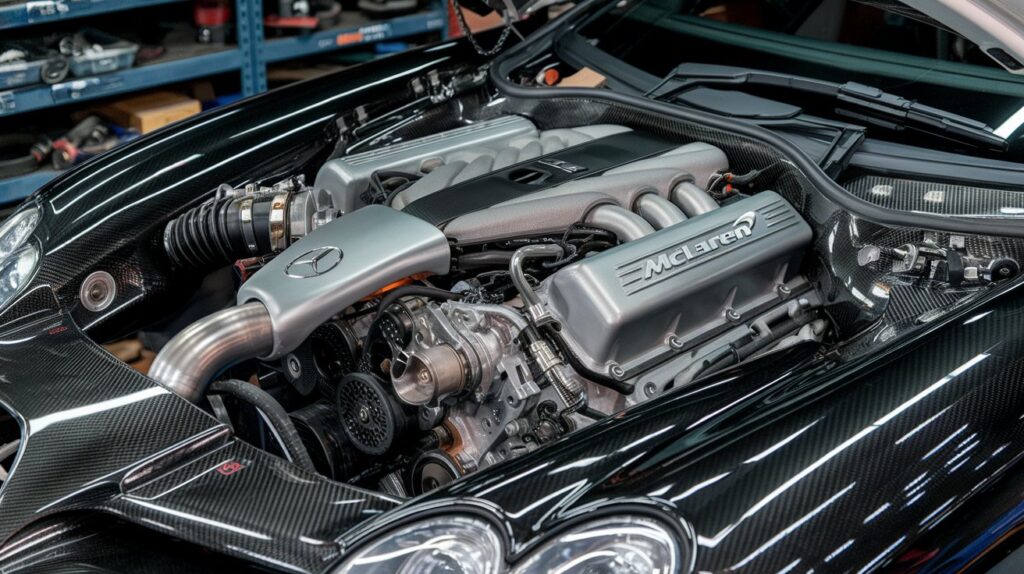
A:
[[646, 63, 1008, 151]]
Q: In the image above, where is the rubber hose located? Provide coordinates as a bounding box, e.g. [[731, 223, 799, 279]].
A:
[[456, 250, 516, 270], [164, 194, 280, 270], [375, 285, 460, 318], [209, 379, 317, 472], [0, 134, 44, 179]]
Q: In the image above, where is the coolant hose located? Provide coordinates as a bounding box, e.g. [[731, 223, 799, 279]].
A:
[[208, 379, 317, 472], [509, 245, 635, 396], [542, 324, 636, 395]]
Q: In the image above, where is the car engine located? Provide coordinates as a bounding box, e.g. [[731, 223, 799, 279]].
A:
[[144, 113, 1008, 496]]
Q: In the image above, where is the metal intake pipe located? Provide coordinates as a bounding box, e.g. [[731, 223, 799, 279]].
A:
[[671, 181, 719, 217], [149, 302, 274, 403], [635, 194, 686, 229], [584, 205, 655, 241]]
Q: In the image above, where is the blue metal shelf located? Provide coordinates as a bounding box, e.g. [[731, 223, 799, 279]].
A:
[[0, 170, 58, 204], [263, 10, 446, 63], [0, 0, 449, 203], [0, 0, 184, 30], [0, 47, 242, 117]]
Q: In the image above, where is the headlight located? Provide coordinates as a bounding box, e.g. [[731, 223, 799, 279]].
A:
[[0, 245, 40, 308], [336, 515, 504, 574], [0, 206, 40, 261], [511, 516, 682, 574]]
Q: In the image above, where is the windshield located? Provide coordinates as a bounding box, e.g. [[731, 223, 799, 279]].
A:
[[578, 0, 1024, 149]]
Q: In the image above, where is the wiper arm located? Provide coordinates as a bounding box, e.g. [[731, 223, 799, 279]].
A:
[[647, 63, 1008, 151]]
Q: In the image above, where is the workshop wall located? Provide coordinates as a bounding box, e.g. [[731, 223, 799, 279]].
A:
[[0, 0, 451, 205]]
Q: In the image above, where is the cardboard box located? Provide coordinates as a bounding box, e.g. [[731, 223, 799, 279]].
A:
[[97, 91, 202, 133]]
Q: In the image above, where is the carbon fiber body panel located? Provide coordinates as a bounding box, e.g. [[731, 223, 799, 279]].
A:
[[0, 287, 400, 573], [845, 175, 1024, 218]]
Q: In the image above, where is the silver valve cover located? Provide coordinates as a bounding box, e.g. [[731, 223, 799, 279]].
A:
[[542, 191, 812, 378]]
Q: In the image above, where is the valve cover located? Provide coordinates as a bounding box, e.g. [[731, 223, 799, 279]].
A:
[[543, 191, 812, 378]]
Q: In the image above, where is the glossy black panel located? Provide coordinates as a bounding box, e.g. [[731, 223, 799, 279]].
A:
[[0, 286, 222, 541], [107, 440, 399, 572], [0, 287, 401, 572], [410, 279, 1024, 573], [0, 515, 262, 573]]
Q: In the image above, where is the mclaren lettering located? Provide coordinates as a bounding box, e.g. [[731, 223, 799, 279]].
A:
[[642, 212, 756, 280]]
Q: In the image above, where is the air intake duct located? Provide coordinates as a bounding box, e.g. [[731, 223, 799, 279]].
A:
[[163, 178, 339, 270], [151, 205, 451, 401]]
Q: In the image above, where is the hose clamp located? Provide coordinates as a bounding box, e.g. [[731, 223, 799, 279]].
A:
[[239, 198, 258, 254], [269, 193, 289, 252]]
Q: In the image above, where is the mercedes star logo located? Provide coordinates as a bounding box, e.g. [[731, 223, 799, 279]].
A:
[[285, 246, 343, 278]]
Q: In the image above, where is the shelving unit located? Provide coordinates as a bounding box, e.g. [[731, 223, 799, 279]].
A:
[[0, 0, 449, 202], [0, 0, 184, 30], [263, 11, 446, 63], [1, 47, 243, 116]]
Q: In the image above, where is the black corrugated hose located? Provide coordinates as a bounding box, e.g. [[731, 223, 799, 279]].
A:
[[209, 379, 317, 472]]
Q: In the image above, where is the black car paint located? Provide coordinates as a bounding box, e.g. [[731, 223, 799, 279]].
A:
[[0, 12, 1023, 574]]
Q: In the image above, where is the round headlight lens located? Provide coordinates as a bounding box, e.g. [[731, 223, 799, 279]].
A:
[[512, 516, 681, 574], [0, 245, 40, 308], [336, 515, 504, 574], [0, 206, 40, 262]]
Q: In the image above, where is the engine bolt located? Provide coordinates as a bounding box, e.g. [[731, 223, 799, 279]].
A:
[[609, 364, 625, 379], [667, 335, 684, 350], [643, 382, 657, 397], [725, 309, 741, 322]]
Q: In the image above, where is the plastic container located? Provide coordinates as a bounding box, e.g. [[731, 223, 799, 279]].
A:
[[63, 29, 139, 78], [0, 41, 57, 89]]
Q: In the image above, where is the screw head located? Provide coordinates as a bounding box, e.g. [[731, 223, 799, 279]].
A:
[[609, 364, 625, 379], [725, 309, 741, 322], [643, 382, 657, 397]]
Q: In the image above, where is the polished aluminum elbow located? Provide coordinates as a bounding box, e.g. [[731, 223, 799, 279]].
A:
[[149, 302, 274, 402]]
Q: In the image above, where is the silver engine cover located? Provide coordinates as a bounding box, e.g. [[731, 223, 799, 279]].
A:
[[542, 191, 811, 378]]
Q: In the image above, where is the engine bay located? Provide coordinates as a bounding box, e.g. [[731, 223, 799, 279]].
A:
[[132, 104, 1023, 497]]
